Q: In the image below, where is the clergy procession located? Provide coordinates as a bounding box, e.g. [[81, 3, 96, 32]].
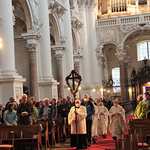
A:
[[1, 91, 150, 150], [1, 0, 150, 149]]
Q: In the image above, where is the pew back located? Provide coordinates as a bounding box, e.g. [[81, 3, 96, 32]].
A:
[[129, 119, 150, 150], [0, 124, 41, 150]]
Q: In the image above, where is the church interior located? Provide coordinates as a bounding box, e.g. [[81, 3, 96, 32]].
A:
[[0, 0, 150, 149]]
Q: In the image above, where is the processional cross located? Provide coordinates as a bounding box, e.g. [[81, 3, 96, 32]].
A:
[[65, 70, 82, 99], [65, 70, 82, 138]]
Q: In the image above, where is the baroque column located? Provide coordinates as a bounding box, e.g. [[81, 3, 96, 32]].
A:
[[39, 0, 58, 99], [78, 1, 91, 84], [116, 48, 129, 101], [0, 0, 24, 103], [22, 32, 39, 99], [86, 0, 100, 84], [52, 46, 65, 98], [62, 0, 74, 75]]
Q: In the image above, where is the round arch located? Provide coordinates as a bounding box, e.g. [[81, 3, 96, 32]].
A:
[[99, 41, 118, 50], [121, 28, 150, 49], [101, 42, 118, 54], [13, 0, 33, 30]]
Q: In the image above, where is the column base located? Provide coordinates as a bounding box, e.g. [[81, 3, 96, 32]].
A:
[[0, 72, 25, 104], [38, 78, 58, 99]]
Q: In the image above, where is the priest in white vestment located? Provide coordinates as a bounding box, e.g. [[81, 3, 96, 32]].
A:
[[109, 98, 126, 140], [68, 99, 87, 149], [92, 98, 109, 142]]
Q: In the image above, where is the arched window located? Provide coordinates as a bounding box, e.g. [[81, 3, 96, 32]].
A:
[[112, 67, 120, 93], [137, 41, 150, 61]]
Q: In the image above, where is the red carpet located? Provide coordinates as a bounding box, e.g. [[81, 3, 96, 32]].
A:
[[88, 136, 115, 150], [68, 135, 115, 150]]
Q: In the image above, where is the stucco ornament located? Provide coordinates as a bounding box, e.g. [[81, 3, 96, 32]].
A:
[[115, 45, 126, 61], [96, 45, 104, 59], [49, 0, 66, 17], [99, 29, 116, 44], [120, 24, 146, 33]]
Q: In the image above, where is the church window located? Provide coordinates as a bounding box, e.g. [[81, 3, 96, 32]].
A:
[[137, 41, 150, 61], [112, 67, 120, 93]]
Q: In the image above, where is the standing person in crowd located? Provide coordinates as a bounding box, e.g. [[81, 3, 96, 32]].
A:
[[109, 98, 126, 141], [50, 98, 57, 145], [134, 92, 150, 119], [68, 99, 87, 150], [17, 94, 32, 125], [31, 100, 39, 124], [82, 95, 95, 146], [5, 97, 17, 110], [39, 98, 51, 120], [0, 104, 3, 124], [59, 98, 70, 142], [92, 98, 109, 143], [3, 103, 17, 126]]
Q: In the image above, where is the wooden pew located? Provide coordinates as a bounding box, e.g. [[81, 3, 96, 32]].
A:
[[0, 144, 13, 150], [129, 119, 150, 150], [38, 120, 50, 149], [0, 124, 42, 150]]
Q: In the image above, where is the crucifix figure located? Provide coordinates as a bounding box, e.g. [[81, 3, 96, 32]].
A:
[[65, 70, 82, 98]]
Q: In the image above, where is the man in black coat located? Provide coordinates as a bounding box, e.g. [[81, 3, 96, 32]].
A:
[[82, 95, 95, 146]]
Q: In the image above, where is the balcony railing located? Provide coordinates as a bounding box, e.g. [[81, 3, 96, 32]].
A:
[[96, 13, 150, 27]]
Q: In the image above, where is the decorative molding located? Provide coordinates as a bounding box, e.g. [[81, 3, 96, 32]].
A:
[[97, 13, 150, 28], [98, 28, 117, 44], [49, 0, 66, 17], [70, 3, 83, 30], [71, 17, 83, 29], [115, 45, 127, 61], [96, 45, 105, 65], [21, 31, 40, 50], [120, 24, 142, 33], [73, 48, 83, 57], [51, 45, 65, 58]]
